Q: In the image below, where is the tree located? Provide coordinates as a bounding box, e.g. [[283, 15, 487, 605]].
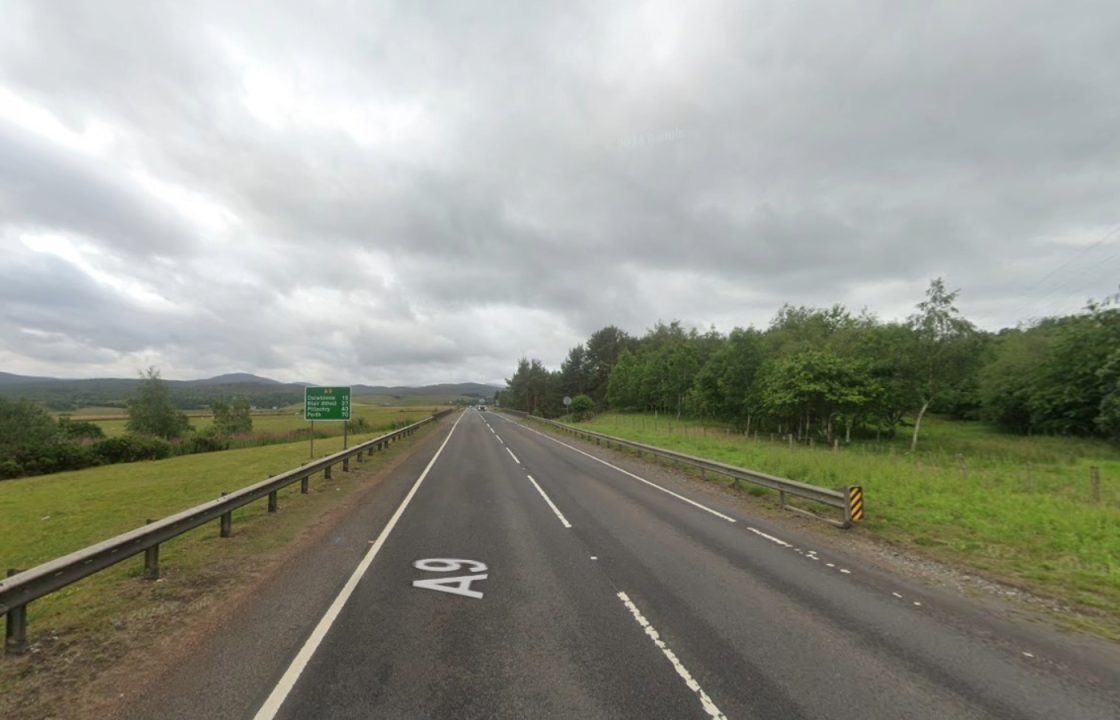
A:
[[559, 345, 591, 398], [905, 278, 977, 451], [691, 328, 763, 428], [127, 368, 190, 439], [0, 397, 61, 451], [757, 351, 878, 443], [584, 326, 633, 403], [212, 396, 253, 436]]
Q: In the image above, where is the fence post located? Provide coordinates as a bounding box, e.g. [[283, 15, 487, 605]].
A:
[[1091, 466, 1101, 504], [5, 569, 28, 655], [788, 434, 794, 450]]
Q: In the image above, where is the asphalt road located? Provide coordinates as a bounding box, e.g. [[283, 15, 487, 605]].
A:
[[162, 409, 1120, 719]]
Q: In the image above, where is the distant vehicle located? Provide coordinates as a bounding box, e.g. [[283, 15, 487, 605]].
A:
[[478, 404, 487, 411]]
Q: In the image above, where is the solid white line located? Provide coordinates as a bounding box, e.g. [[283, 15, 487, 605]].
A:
[[616, 592, 728, 720], [506, 447, 521, 464], [251, 412, 464, 720], [526, 474, 572, 528], [510, 419, 736, 523]]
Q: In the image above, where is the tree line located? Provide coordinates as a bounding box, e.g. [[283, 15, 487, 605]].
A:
[[498, 279, 1120, 448], [0, 369, 255, 479]]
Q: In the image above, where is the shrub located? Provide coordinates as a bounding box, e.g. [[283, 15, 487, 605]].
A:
[[56, 415, 106, 440], [180, 427, 230, 454], [570, 394, 595, 421], [0, 459, 24, 479], [93, 434, 173, 464]]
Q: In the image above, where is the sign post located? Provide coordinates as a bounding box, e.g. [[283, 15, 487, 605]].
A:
[[304, 387, 352, 458]]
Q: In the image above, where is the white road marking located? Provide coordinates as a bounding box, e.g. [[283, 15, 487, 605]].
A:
[[840, 568, 851, 574], [251, 412, 464, 720], [616, 592, 728, 720], [509, 419, 736, 523], [746, 526, 792, 547], [892, 592, 903, 599], [590, 556, 598, 560], [506, 447, 521, 464], [526, 474, 572, 528]]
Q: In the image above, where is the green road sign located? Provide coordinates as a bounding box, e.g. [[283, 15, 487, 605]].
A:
[[305, 386, 351, 421]]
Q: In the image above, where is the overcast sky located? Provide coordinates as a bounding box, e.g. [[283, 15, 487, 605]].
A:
[[1, 1, 1118, 386]]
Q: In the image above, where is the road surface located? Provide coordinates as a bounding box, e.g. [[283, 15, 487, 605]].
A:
[[132, 409, 1120, 719]]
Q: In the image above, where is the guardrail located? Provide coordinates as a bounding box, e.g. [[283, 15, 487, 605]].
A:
[[500, 410, 861, 530], [2, 409, 455, 656]]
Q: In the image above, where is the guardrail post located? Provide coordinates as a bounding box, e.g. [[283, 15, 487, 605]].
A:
[[5, 569, 28, 655], [268, 490, 278, 513], [324, 464, 332, 480], [220, 511, 232, 538], [343, 456, 350, 472], [301, 476, 309, 494], [144, 544, 160, 580], [142, 519, 160, 579]]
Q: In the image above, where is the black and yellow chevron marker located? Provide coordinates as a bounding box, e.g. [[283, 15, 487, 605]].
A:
[[847, 486, 865, 524]]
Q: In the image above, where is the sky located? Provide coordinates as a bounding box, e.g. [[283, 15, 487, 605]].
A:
[[1, 1, 1118, 386]]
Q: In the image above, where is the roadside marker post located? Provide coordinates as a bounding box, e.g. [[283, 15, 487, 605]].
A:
[[846, 486, 865, 526]]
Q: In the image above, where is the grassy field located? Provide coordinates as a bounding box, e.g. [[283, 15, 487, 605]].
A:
[[0, 418, 444, 720], [565, 413, 1120, 633], [0, 414, 439, 571], [84, 405, 440, 438], [355, 393, 475, 406]]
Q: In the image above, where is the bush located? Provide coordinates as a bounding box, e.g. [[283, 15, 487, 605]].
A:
[[180, 427, 230, 454], [93, 434, 173, 464], [56, 415, 106, 440], [0, 459, 23, 479], [570, 394, 595, 421]]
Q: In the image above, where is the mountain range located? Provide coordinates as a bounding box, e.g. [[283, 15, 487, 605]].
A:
[[0, 372, 500, 410]]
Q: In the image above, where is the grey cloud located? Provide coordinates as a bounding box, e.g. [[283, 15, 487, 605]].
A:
[[2, 1, 1119, 383]]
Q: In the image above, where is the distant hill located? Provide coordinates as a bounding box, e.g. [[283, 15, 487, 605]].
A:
[[185, 373, 284, 386], [0, 371, 57, 386], [0, 372, 498, 411]]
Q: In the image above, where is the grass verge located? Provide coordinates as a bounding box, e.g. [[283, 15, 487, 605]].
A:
[[0, 419, 442, 720]]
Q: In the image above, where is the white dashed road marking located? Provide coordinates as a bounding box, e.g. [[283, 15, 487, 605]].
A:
[[617, 592, 728, 720], [526, 474, 572, 528]]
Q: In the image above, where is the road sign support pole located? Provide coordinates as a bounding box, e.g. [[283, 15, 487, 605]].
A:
[[310, 421, 315, 458]]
